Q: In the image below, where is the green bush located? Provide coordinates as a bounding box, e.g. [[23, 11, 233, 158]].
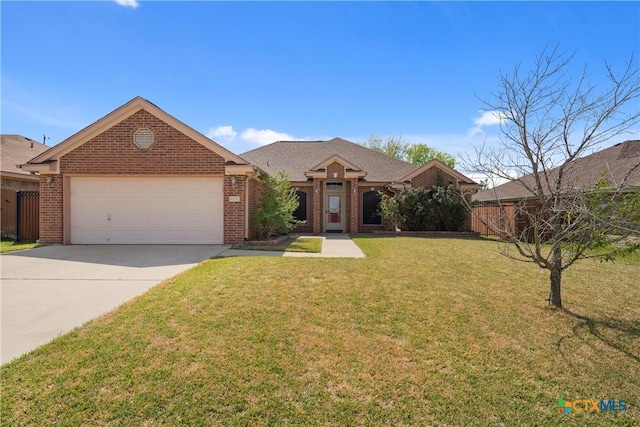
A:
[[252, 170, 300, 240], [380, 184, 467, 232]]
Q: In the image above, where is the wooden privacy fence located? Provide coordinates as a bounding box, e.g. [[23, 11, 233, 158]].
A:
[[471, 203, 515, 237], [1, 189, 40, 242]]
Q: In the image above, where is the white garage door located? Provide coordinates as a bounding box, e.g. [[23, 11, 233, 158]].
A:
[[70, 176, 224, 244]]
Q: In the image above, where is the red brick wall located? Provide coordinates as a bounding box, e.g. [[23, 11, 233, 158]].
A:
[[326, 162, 345, 179], [39, 108, 236, 244], [410, 167, 456, 189], [224, 175, 246, 244], [60, 109, 225, 175], [39, 175, 63, 244], [247, 177, 264, 240], [312, 179, 323, 234], [346, 179, 358, 233]]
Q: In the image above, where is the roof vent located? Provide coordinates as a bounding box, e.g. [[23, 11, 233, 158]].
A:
[[134, 129, 153, 149]]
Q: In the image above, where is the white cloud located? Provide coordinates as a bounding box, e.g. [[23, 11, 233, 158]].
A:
[[468, 110, 506, 138], [474, 110, 505, 127], [206, 125, 237, 141], [114, 0, 139, 8], [241, 128, 296, 146]]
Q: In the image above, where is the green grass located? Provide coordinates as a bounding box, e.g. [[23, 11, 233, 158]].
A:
[[232, 236, 322, 253], [2, 237, 638, 426], [0, 239, 39, 253]]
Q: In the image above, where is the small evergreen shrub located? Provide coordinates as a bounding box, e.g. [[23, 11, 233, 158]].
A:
[[252, 170, 300, 239], [380, 184, 467, 232]]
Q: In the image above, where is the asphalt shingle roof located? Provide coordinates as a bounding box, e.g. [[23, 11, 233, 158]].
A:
[[1, 135, 50, 176], [240, 137, 418, 182], [473, 140, 640, 202]]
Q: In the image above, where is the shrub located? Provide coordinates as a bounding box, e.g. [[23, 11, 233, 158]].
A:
[[252, 170, 300, 239], [380, 184, 467, 231]]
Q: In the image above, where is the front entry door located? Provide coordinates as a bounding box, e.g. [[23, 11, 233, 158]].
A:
[[325, 194, 344, 232]]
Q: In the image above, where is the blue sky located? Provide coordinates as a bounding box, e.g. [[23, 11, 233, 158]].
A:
[[2, 1, 639, 160]]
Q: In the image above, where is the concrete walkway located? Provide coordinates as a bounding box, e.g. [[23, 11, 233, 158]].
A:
[[220, 234, 365, 258]]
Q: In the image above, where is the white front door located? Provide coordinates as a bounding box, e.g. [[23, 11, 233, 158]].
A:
[[325, 194, 344, 232]]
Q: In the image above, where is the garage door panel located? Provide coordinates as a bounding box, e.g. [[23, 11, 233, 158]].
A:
[[70, 177, 224, 244]]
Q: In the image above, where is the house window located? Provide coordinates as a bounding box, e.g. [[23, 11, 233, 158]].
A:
[[362, 191, 382, 225], [326, 182, 343, 190], [134, 129, 153, 149], [293, 190, 307, 222]]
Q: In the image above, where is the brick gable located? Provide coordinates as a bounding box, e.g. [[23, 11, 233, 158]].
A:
[[60, 109, 226, 175]]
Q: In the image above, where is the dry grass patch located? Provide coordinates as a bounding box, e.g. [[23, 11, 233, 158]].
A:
[[1, 237, 638, 426]]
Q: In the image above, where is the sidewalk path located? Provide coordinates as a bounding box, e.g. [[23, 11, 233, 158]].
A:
[[219, 234, 365, 258]]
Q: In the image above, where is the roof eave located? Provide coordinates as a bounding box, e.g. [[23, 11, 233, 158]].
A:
[[27, 97, 248, 166], [19, 161, 59, 174], [0, 170, 41, 181]]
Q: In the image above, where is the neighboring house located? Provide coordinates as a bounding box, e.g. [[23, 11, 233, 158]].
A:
[[1, 135, 49, 240], [472, 140, 640, 237], [1, 135, 49, 191], [242, 138, 479, 234], [23, 96, 478, 245]]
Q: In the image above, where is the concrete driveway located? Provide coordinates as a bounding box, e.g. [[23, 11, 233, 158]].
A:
[[1, 245, 227, 364]]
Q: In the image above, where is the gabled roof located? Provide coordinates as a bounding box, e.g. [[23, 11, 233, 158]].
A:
[[1, 135, 49, 179], [395, 158, 477, 185], [474, 140, 640, 203], [240, 137, 417, 182], [307, 154, 364, 173], [25, 97, 248, 169]]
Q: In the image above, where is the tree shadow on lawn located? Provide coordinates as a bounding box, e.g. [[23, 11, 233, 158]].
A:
[[556, 308, 640, 365]]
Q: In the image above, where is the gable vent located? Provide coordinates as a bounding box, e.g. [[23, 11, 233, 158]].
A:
[[134, 129, 154, 149]]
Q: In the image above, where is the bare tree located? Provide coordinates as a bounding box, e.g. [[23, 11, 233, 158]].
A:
[[464, 46, 640, 308]]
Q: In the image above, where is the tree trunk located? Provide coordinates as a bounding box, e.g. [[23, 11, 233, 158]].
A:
[[549, 246, 562, 307]]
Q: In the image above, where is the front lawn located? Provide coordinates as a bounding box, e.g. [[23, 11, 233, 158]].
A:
[[0, 239, 39, 253], [2, 237, 638, 425]]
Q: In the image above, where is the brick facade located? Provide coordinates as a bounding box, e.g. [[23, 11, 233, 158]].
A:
[[410, 167, 457, 189], [223, 175, 246, 243], [292, 185, 313, 233], [59, 110, 226, 175], [33, 100, 478, 243], [247, 177, 264, 240], [38, 108, 247, 244], [326, 161, 345, 179], [39, 175, 64, 244], [346, 179, 358, 233], [312, 179, 322, 234]]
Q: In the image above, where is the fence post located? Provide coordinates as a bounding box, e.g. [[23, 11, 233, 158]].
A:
[[15, 191, 22, 242]]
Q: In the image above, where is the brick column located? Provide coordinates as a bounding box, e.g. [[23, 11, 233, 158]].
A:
[[349, 178, 358, 233], [39, 174, 64, 244], [313, 179, 322, 234], [223, 175, 246, 244]]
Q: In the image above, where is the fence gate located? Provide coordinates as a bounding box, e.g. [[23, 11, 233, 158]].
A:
[[1, 189, 39, 242]]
